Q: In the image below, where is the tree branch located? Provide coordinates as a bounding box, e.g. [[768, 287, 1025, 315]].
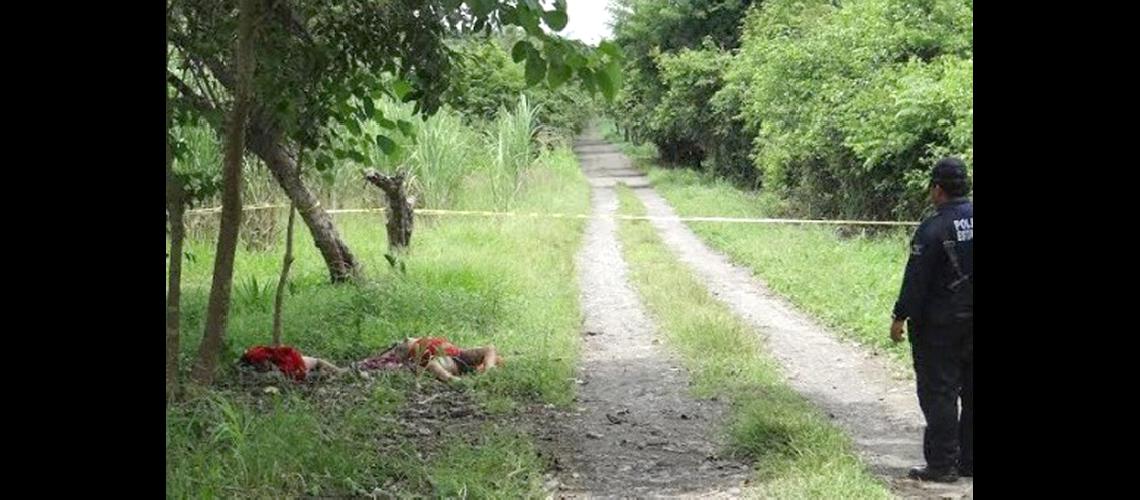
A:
[[168, 71, 219, 121], [267, 0, 315, 47]]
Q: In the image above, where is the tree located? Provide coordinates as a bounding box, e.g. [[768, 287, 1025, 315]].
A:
[[167, 0, 623, 387], [364, 170, 415, 251], [609, 0, 754, 169], [189, 0, 259, 386], [729, 0, 973, 218], [168, 0, 622, 284], [166, 98, 183, 402], [271, 204, 297, 347]]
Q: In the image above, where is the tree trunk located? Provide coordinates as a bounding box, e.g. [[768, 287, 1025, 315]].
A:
[[271, 203, 297, 346], [166, 117, 183, 403], [191, 0, 257, 386], [247, 120, 360, 283], [363, 170, 415, 250], [167, 47, 359, 286]]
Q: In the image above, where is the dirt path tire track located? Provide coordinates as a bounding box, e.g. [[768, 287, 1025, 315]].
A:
[[539, 136, 751, 499], [601, 134, 974, 499]]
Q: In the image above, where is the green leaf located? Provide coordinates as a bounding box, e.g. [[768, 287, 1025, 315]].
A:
[[316, 153, 334, 171], [392, 80, 413, 100], [375, 135, 398, 156], [512, 41, 533, 63], [543, 10, 568, 31], [605, 60, 623, 86], [397, 120, 416, 137], [578, 67, 596, 94], [599, 41, 622, 60], [348, 150, 368, 164], [362, 97, 375, 120], [377, 118, 396, 130], [597, 68, 615, 100], [525, 51, 546, 86], [345, 119, 362, 136], [516, 6, 542, 35], [566, 52, 587, 69], [548, 61, 572, 88]]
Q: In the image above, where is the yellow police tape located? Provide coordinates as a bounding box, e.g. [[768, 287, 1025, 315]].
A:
[[186, 204, 919, 227]]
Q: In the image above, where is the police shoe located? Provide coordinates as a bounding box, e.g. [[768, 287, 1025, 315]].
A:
[[907, 465, 959, 483], [958, 463, 972, 477]]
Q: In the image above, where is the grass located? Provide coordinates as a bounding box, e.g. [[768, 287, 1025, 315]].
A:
[[166, 387, 548, 498], [613, 184, 892, 498], [642, 168, 914, 367], [598, 118, 657, 159], [596, 116, 915, 367], [168, 144, 589, 498]]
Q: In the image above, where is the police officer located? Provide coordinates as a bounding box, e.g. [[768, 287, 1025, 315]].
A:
[[890, 157, 973, 483]]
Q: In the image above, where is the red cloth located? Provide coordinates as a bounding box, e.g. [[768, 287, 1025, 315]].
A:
[[409, 337, 461, 367], [241, 345, 308, 381]]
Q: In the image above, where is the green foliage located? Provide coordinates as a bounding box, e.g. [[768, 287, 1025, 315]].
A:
[[728, 0, 973, 219], [169, 119, 223, 206], [609, 0, 756, 170], [650, 42, 754, 181], [609, 0, 973, 219], [443, 33, 598, 138], [169, 0, 620, 174]]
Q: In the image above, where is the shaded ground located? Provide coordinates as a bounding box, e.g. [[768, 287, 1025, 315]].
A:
[[535, 135, 752, 498]]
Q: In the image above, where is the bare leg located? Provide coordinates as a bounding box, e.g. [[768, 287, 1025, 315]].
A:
[[316, 358, 345, 375], [303, 356, 345, 377], [426, 357, 460, 382], [459, 346, 500, 371]]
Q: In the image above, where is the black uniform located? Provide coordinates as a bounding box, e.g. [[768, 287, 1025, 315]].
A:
[[893, 196, 973, 473]]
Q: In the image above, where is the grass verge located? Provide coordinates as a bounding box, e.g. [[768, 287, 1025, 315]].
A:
[[614, 183, 891, 498], [596, 117, 913, 367], [641, 168, 913, 366], [167, 145, 588, 498]]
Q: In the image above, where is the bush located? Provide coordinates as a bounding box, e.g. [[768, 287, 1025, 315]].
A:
[[610, 0, 973, 219], [731, 0, 973, 219], [442, 33, 597, 139], [609, 0, 757, 170]]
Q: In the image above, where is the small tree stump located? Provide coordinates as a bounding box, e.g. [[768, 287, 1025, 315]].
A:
[[364, 169, 415, 250]]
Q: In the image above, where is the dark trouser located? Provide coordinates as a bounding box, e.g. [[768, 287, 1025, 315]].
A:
[[910, 320, 973, 471]]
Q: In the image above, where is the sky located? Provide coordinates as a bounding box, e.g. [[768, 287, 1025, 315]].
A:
[[560, 0, 615, 45]]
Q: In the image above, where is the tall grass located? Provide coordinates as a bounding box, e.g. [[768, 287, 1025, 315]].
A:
[[404, 108, 474, 209], [177, 95, 550, 223], [487, 94, 539, 210]]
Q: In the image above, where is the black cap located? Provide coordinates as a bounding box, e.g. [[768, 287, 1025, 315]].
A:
[[931, 157, 967, 184]]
